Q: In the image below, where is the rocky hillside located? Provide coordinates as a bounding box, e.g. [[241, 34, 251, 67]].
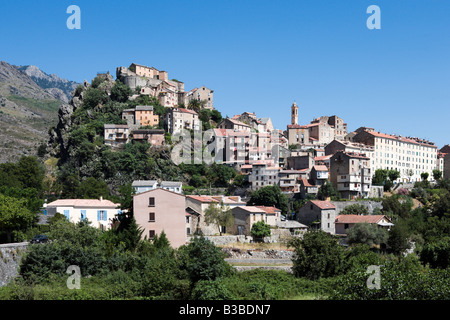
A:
[[0, 61, 79, 163], [16, 65, 80, 103]]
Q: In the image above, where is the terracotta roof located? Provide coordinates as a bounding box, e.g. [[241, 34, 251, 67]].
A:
[[313, 165, 328, 171], [314, 155, 332, 161], [177, 108, 198, 115], [366, 130, 437, 148], [300, 178, 314, 187], [256, 206, 281, 214], [310, 200, 335, 210], [239, 206, 266, 213], [335, 215, 388, 224], [47, 199, 120, 208], [287, 124, 308, 129]]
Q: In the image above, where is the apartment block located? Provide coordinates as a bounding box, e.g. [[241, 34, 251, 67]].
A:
[[352, 127, 438, 182]]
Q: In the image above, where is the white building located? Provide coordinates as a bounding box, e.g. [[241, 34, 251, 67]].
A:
[[45, 198, 121, 230], [353, 128, 438, 182]]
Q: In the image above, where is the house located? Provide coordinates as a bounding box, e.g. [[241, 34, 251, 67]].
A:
[[104, 124, 130, 147], [309, 165, 329, 187], [297, 200, 337, 234], [160, 181, 183, 194], [276, 220, 308, 236], [185, 195, 246, 235], [133, 188, 186, 248], [255, 206, 282, 226], [164, 107, 200, 134], [218, 118, 251, 132], [278, 169, 303, 193], [45, 198, 121, 230], [132, 129, 165, 146], [286, 154, 315, 171], [248, 162, 280, 190], [334, 215, 394, 235], [211, 129, 250, 165], [132, 180, 158, 194], [183, 86, 214, 110], [299, 178, 318, 199], [330, 151, 371, 199], [229, 206, 268, 236]]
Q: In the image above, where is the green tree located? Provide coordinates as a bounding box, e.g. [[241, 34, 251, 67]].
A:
[[432, 169, 442, 181], [110, 81, 132, 103], [421, 172, 429, 181], [247, 185, 288, 214], [289, 230, 345, 280], [316, 180, 339, 200], [250, 220, 271, 241], [0, 194, 36, 243], [340, 204, 369, 215], [204, 202, 234, 236], [76, 177, 110, 199], [388, 169, 400, 183], [178, 236, 233, 284], [387, 221, 411, 255], [347, 223, 388, 247], [420, 236, 450, 269]]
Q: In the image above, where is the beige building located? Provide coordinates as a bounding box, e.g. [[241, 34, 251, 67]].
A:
[[185, 195, 246, 235], [104, 124, 130, 147], [129, 63, 168, 81], [133, 188, 187, 248], [218, 118, 252, 132], [164, 107, 200, 134], [230, 206, 281, 236], [45, 198, 121, 231], [352, 127, 438, 182], [184, 86, 214, 109]]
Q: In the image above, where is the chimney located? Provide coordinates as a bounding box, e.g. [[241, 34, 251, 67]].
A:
[[100, 196, 103, 201]]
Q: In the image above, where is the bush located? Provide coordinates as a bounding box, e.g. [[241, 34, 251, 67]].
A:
[[178, 236, 233, 283], [420, 237, 450, 269], [250, 220, 271, 241], [190, 280, 235, 300], [289, 230, 345, 280]]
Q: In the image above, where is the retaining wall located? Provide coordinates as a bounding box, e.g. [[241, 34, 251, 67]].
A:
[[0, 242, 28, 287]]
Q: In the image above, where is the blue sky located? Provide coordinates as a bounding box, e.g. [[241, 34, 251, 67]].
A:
[[1, 0, 449, 147]]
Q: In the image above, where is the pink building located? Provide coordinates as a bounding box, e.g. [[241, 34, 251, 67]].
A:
[[133, 188, 187, 248]]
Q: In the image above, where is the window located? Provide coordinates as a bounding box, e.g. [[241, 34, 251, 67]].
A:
[[149, 197, 155, 207], [81, 210, 87, 221], [149, 230, 155, 239], [186, 216, 190, 223], [149, 212, 155, 222], [344, 223, 349, 229], [98, 210, 107, 221]]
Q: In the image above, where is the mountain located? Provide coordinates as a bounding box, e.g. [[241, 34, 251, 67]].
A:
[[16, 65, 80, 103], [0, 61, 79, 163]]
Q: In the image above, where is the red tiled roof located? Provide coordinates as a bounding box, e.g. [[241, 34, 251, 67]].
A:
[[313, 165, 328, 172], [178, 108, 198, 115], [314, 155, 332, 161], [300, 178, 313, 187], [256, 206, 281, 214], [335, 214, 387, 224], [310, 200, 335, 210]]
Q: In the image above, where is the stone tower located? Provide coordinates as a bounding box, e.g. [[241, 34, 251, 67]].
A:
[[291, 102, 298, 125]]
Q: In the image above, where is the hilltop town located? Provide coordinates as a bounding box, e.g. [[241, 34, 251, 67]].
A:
[[1, 61, 449, 301], [43, 61, 450, 245]]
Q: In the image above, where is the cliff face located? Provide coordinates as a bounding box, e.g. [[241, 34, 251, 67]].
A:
[[0, 61, 64, 162], [46, 73, 116, 161]]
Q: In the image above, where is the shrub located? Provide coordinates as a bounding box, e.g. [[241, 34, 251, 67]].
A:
[[289, 230, 345, 280]]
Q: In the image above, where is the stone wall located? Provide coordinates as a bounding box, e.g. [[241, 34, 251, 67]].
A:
[[0, 242, 28, 287], [203, 228, 293, 246]]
